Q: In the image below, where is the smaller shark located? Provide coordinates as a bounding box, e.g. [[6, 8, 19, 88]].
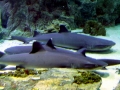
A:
[[10, 25, 115, 52], [0, 41, 106, 69]]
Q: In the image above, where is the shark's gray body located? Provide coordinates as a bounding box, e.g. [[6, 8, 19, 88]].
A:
[[4, 39, 120, 67], [5, 45, 33, 54], [0, 41, 108, 69], [4, 39, 109, 68], [10, 25, 115, 51], [5, 39, 80, 55]]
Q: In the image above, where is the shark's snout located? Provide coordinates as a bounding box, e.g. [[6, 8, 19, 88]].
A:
[[86, 39, 115, 51], [88, 44, 115, 51]]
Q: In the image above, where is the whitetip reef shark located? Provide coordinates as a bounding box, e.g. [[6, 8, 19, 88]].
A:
[[0, 41, 109, 69], [4, 39, 120, 68], [10, 25, 115, 52]]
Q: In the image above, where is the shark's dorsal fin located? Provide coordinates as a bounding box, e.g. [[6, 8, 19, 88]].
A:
[[30, 41, 45, 54], [46, 38, 56, 49], [59, 25, 69, 33], [33, 30, 41, 37], [77, 48, 86, 57]]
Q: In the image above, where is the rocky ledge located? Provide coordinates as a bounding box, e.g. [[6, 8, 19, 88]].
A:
[[0, 68, 102, 90]]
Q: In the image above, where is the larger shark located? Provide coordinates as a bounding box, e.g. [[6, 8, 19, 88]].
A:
[[0, 41, 108, 69], [4, 39, 120, 67], [10, 25, 115, 52]]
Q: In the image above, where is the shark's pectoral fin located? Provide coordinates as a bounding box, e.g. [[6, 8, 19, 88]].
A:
[[30, 41, 46, 54], [77, 48, 87, 57], [59, 25, 69, 33], [46, 38, 56, 49]]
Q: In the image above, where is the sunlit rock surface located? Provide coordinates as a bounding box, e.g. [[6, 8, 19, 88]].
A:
[[0, 68, 101, 90]]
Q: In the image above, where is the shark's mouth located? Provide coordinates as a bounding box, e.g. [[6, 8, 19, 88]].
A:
[[83, 63, 106, 69]]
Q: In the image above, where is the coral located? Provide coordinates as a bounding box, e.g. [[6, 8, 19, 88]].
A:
[[44, 19, 70, 33], [0, 0, 120, 37], [83, 20, 106, 36], [73, 71, 101, 84]]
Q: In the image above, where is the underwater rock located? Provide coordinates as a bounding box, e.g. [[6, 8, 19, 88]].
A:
[[44, 19, 70, 33], [115, 16, 120, 25], [9, 29, 33, 38], [0, 0, 120, 34], [35, 68, 102, 90], [0, 76, 38, 90], [0, 68, 102, 90], [73, 71, 101, 84], [115, 80, 120, 90], [0, 1, 11, 28], [83, 20, 106, 36]]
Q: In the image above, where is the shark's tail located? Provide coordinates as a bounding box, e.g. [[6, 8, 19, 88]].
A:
[[8, 36, 30, 43], [98, 59, 120, 66]]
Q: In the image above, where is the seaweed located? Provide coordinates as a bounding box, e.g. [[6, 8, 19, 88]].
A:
[[73, 71, 101, 84], [0, 68, 40, 78], [83, 20, 106, 36]]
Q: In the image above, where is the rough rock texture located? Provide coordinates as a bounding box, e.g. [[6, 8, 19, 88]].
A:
[[0, 68, 102, 90], [83, 20, 106, 36], [0, 0, 120, 37], [115, 80, 120, 90]]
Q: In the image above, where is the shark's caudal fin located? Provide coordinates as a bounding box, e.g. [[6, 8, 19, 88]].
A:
[[46, 38, 56, 49], [33, 30, 41, 37], [98, 59, 120, 66], [77, 48, 87, 57], [59, 25, 69, 33], [0, 51, 5, 58], [30, 41, 45, 54], [9, 36, 29, 43]]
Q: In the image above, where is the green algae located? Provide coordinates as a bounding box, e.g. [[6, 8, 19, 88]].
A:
[[83, 20, 106, 36], [73, 71, 101, 84], [0, 68, 48, 78]]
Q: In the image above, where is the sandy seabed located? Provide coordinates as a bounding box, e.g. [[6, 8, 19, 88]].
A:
[[0, 25, 120, 90]]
